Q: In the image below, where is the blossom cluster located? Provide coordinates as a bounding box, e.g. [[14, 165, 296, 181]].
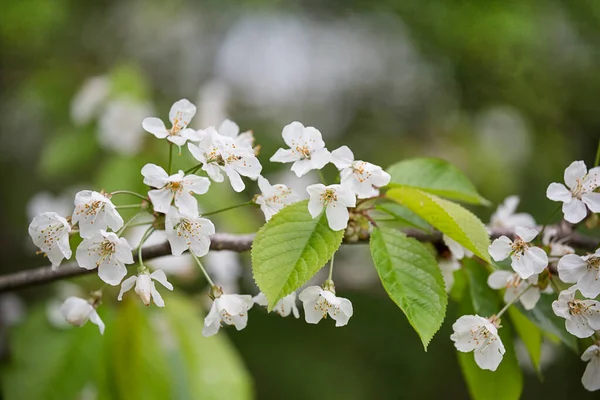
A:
[[28, 99, 389, 339], [448, 161, 600, 392]]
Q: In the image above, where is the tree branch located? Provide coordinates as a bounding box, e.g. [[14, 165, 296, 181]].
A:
[[0, 225, 596, 293]]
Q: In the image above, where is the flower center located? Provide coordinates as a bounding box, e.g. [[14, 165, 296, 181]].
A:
[[169, 181, 183, 192], [96, 240, 116, 266], [39, 223, 66, 250], [469, 325, 498, 350], [351, 161, 372, 183], [510, 238, 528, 258], [568, 300, 591, 315], [506, 274, 522, 289], [176, 219, 204, 245], [587, 256, 600, 271], [320, 189, 337, 205], [314, 296, 333, 318], [81, 200, 104, 218]]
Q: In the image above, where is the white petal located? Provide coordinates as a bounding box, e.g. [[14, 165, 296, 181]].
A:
[[546, 182, 572, 203], [583, 301, 600, 330], [330, 146, 354, 169], [75, 239, 100, 270], [203, 163, 224, 182], [488, 237, 513, 262], [98, 263, 127, 286], [582, 345, 600, 362], [511, 254, 535, 279], [103, 205, 124, 232], [331, 297, 353, 327], [565, 314, 595, 338], [474, 339, 505, 371], [443, 235, 466, 260], [88, 310, 105, 335], [270, 148, 298, 163], [519, 287, 541, 310], [141, 163, 169, 188], [577, 269, 600, 299], [169, 99, 196, 130], [167, 135, 188, 146], [557, 254, 587, 283], [148, 188, 174, 214], [116, 237, 134, 264], [487, 270, 512, 290], [582, 192, 600, 213], [515, 226, 538, 242], [253, 292, 268, 306], [334, 184, 357, 208], [187, 142, 207, 163], [223, 166, 245, 192], [218, 119, 239, 138], [142, 117, 168, 138], [564, 160, 587, 189], [563, 199, 587, 223], [174, 191, 198, 216], [202, 303, 221, 337], [291, 159, 315, 177], [151, 285, 165, 307], [582, 357, 600, 391], [522, 247, 548, 274], [281, 121, 305, 147], [310, 148, 332, 170], [326, 204, 350, 231], [150, 269, 173, 290], [302, 301, 325, 324], [118, 276, 137, 301]]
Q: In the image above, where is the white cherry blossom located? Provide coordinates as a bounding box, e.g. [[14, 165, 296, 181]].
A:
[[217, 119, 255, 151], [546, 160, 600, 223], [439, 258, 460, 293], [270, 121, 331, 177], [142, 99, 200, 146], [254, 176, 299, 221], [141, 163, 210, 216], [487, 270, 541, 310], [489, 195, 536, 229], [582, 344, 600, 392], [76, 231, 133, 285], [253, 292, 299, 318], [28, 212, 72, 268], [98, 98, 153, 155], [552, 286, 600, 338], [451, 315, 505, 371], [60, 296, 105, 334], [558, 249, 600, 298], [72, 190, 123, 238], [298, 286, 353, 327], [542, 227, 575, 258], [488, 227, 548, 279], [188, 127, 262, 192], [165, 206, 215, 257], [203, 294, 254, 337], [306, 183, 356, 231], [118, 269, 173, 307], [444, 234, 473, 260], [330, 146, 391, 198]]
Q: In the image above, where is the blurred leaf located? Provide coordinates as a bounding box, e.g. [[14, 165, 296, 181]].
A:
[[95, 156, 147, 195], [252, 200, 343, 310], [375, 203, 431, 231], [508, 307, 542, 373], [463, 259, 498, 317], [103, 299, 172, 400], [40, 129, 97, 178], [369, 227, 447, 349], [162, 294, 252, 399], [386, 187, 491, 262], [108, 65, 150, 101], [516, 294, 578, 352], [2, 305, 105, 400], [457, 292, 523, 400], [387, 158, 489, 205]]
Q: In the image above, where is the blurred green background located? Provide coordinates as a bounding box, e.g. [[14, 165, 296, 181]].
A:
[[1, 0, 599, 398]]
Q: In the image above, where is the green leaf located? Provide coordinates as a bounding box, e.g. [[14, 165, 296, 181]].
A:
[[508, 307, 542, 373], [375, 203, 431, 231], [517, 294, 578, 352], [457, 292, 523, 400], [387, 157, 489, 205], [252, 200, 344, 310], [386, 187, 491, 262], [369, 227, 447, 349], [161, 294, 252, 399], [463, 259, 498, 317], [40, 129, 98, 178]]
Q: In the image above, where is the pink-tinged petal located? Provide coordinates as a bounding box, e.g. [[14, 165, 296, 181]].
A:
[[330, 146, 354, 169], [169, 99, 196, 130], [148, 188, 174, 214], [564, 160, 587, 189], [150, 269, 173, 291], [557, 254, 587, 283], [546, 182, 571, 203], [515, 226, 538, 242], [326, 204, 350, 231], [488, 236, 513, 262], [563, 199, 587, 223], [141, 163, 169, 188], [118, 276, 137, 300], [270, 148, 298, 163], [487, 270, 512, 290], [281, 121, 306, 147], [142, 117, 168, 138], [582, 192, 600, 213]]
